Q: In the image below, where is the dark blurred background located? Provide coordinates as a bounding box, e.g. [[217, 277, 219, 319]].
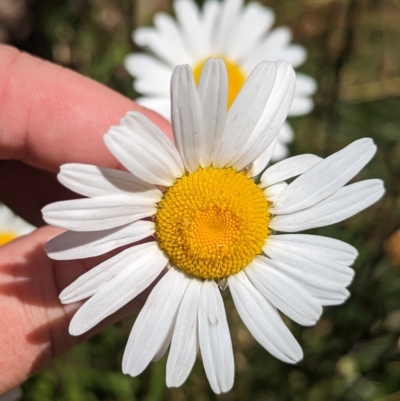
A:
[[2, 0, 400, 400]]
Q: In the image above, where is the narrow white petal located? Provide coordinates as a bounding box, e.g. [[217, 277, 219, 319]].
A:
[[104, 112, 184, 186], [122, 269, 190, 376], [264, 182, 288, 203], [270, 140, 289, 162], [42, 193, 158, 231], [295, 73, 317, 96], [229, 61, 296, 170], [288, 97, 314, 117], [59, 243, 165, 303], [268, 45, 307, 68], [46, 220, 155, 260], [134, 14, 191, 65], [171, 65, 203, 172], [272, 138, 378, 214], [226, 3, 275, 60], [167, 278, 202, 387], [202, 0, 221, 52], [152, 321, 174, 362], [266, 234, 358, 265], [229, 271, 302, 363], [124, 53, 172, 95], [247, 137, 277, 177], [136, 96, 171, 120], [58, 163, 157, 197], [260, 154, 322, 188], [263, 257, 352, 306], [270, 179, 385, 232], [213, 0, 243, 54], [263, 241, 355, 286], [68, 243, 168, 335], [0, 204, 35, 235], [174, 0, 207, 59], [214, 61, 277, 167], [198, 280, 234, 394], [246, 256, 323, 326], [197, 58, 227, 167]]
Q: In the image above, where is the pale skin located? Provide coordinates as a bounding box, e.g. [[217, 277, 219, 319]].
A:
[[0, 44, 172, 394]]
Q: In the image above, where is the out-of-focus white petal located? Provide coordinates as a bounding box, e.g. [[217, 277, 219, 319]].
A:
[[0, 204, 35, 236], [295, 73, 317, 96], [67, 242, 168, 335], [272, 138, 378, 214], [271, 179, 385, 232], [246, 256, 323, 326], [260, 154, 322, 188], [288, 97, 314, 117], [42, 193, 159, 232], [247, 137, 277, 177], [229, 271, 303, 363], [198, 280, 234, 394], [122, 269, 190, 376], [136, 96, 171, 120], [46, 220, 155, 260], [171, 64, 203, 172], [167, 278, 202, 387], [58, 163, 157, 197], [104, 112, 184, 186]]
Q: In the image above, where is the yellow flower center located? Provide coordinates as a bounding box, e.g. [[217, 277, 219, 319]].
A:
[[193, 58, 247, 109], [0, 232, 17, 246], [155, 167, 270, 280]]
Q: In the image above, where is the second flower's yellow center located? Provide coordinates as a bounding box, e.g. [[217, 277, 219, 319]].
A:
[[155, 167, 270, 279], [0, 232, 17, 245], [193, 58, 247, 109]]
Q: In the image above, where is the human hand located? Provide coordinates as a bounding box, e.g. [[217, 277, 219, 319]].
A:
[[0, 44, 171, 394]]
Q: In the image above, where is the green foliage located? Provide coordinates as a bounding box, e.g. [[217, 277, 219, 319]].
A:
[[10, 0, 400, 399]]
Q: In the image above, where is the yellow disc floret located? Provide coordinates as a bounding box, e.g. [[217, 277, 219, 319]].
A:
[[193, 58, 247, 109], [0, 232, 17, 246], [155, 167, 270, 280]]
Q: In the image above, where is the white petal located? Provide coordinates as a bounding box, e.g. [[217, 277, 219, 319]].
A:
[[295, 73, 317, 96], [288, 97, 314, 117], [46, 220, 155, 260], [229, 61, 296, 170], [198, 280, 234, 394], [67, 243, 168, 335], [263, 257, 351, 306], [270, 139, 289, 162], [268, 44, 307, 68], [272, 138, 378, 214], [247, 137, 277, 177], [202, 0, 221, 52], [263, 241, 355, 286], [134, 14, 191, 65], [214, 61, 277, 167], [122, 269, 190, 376], [197, 58, 227, 167], [277, 121, 295, 143], [270, 179, 385, 232], [171, 64, 203, 172], [167, 278, 202, 387], [213, 0, 243, 54], [174, 0, 207, 59], [246, 256, 323, 326], [229, 271, 302, 363], [264, 182, 288, 203], [0, 203, 35, 235], [42, 193, 158, 231], [136, 96, 171, 120], [260, 154, 322, 188], [152, 321, 174, 362], [58, 163, 157, 197], [104, 112, 184, 186], [59, 242, 165, 303], [267, 234, 358, 265], [124, 53, 172, 95], [226, 3, 275, 60]]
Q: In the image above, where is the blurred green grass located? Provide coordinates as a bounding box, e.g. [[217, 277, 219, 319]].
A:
[[4, 0, 400, 399]]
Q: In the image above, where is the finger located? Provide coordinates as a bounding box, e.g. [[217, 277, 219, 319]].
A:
[[0, 226, 151, 392], [0, 45, 172, 172]]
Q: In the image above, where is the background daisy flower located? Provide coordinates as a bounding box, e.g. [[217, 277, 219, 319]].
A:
[[125, 0, 317, 161], [43, 59, 383, 394], [0, 203, 35, 246]]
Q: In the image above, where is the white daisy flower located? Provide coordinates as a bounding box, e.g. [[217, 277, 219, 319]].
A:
[[0, 203, 35, 246], [125, 0, 317, 161], [43, 59, 384, 394]]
